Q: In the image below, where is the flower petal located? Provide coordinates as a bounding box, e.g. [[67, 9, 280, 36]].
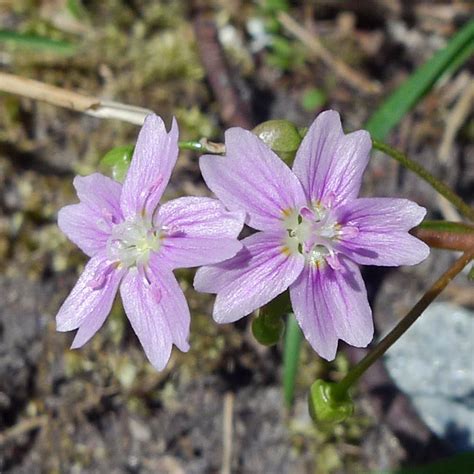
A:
[[56, 253, 123, 335], [58, 203, 110, 257], [194, 231, 304, 323], [200, 128, 306, 231], [58, 173, 123, 257], [290, 258, 373, 361], [155, 196, 245, 268], [120, 114, 179, 218], [321, 258, 373, 349], [292, 110, 372, 207], [120, 265, 190, 371], [73, 173, 123, 219], [336, 198, 430, 266], [71, 303, 111, 349], [289, 265, 339, 361]]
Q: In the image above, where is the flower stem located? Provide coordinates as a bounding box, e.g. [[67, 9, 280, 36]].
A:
[[178, 139, 225, 154], [283, 314, 303, 408], [178, 140, 204, 151], [412, 220, 474, 251], [332, 249, 474, 400], [372, 139, 474, 222]]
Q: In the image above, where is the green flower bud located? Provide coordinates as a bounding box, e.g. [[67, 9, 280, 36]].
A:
[[252, 311, 285, 346], [252, 120, 303, 166], [308, 379, 354, 424], [100, 145, 134, 182], [251, 291, 290, 346]]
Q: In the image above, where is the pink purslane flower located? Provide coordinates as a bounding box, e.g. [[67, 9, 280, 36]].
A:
[[195, 110, 430, 360], [56, 115, 244, 370]]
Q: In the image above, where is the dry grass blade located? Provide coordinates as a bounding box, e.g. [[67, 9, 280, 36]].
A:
[[278, 12, 382, 95], [0, 72, 153, 125]]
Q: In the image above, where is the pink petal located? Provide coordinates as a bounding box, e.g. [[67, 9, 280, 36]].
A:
[[290, 258, 373, 361], [155, 196, 245, 268], [289, 265, 339, 361], [336, 198, 430, 266], [56, 253, 123, 338], [58, 203, 110, 257], [120, 115, 179, 219], [200, 128, 306, 231], [194, 231, 304, 323], [320, 258, 373, 349], [58, 173, 123, 257], [73, 173, 123, 219], [292, 110, 372, 207], [120, 265, 190, 371]]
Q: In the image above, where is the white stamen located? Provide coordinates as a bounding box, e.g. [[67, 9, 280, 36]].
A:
[[283, 202, 357, 269], [107, 216, 161, 269]]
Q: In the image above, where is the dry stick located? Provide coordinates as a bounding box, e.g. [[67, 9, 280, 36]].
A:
[[439, 80, 474, 163], [0, 72, 152, 125], [221, 392, 234, 474], [193, 1, 254, 128], [0, 415, 47, 445], [278, 12, 382, 95]]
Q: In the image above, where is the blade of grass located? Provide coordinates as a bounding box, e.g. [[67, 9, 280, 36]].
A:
[[365, 19, 474, 140], [283, 313, 302, 408], [0, 30, 76, 55]]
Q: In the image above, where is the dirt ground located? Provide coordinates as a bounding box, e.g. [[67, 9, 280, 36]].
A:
[[0, 1, 473, 473]]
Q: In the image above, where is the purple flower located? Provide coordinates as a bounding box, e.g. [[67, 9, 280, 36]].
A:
[[56, 115, 244, 370], [195, 110, 430, 360]]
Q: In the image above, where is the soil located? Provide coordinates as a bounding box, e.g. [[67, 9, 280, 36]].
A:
[[0, 1, 473, 473]]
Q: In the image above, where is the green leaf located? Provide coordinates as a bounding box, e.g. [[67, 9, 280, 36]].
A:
[[283, 313, 302, 408], [100, 145, 134, 182], [373, 451, 474, 474], [0, 30, 76, 55], [468, 265, 474, 281], [301, 88, 326, 111], [66, 0, 89, 21], [365, 19, 474, 140]]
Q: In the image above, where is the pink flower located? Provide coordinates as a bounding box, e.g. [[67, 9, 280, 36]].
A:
[[195, 110, 430, 360], [56, 115, 244, 370]]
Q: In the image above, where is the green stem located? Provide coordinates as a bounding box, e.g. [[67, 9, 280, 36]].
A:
[[332, 249, 474, 399], [178, 140, 204, 152], [178, 139, 225, 154], [283, 314, 303, 408], [372, 139, 474, 222]]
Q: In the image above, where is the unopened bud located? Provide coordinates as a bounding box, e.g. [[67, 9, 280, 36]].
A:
[[100, 145, 134, 182], [253, 120, 302, 166], [251, 292, 290, 346], [308, 379, 354, 424]]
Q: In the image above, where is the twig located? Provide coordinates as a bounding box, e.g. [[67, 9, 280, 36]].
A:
[[439, 79, 474, 163], [192, 1, 253, 128], [0, 415, 47, 445], [221, 392, 234, 474], [0, 72, 152, 125], [278, 12, 382, 95]]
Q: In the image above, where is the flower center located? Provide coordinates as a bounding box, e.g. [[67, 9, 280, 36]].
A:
[[283, 203, 357, 269], [107, 216, 162, 268]]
